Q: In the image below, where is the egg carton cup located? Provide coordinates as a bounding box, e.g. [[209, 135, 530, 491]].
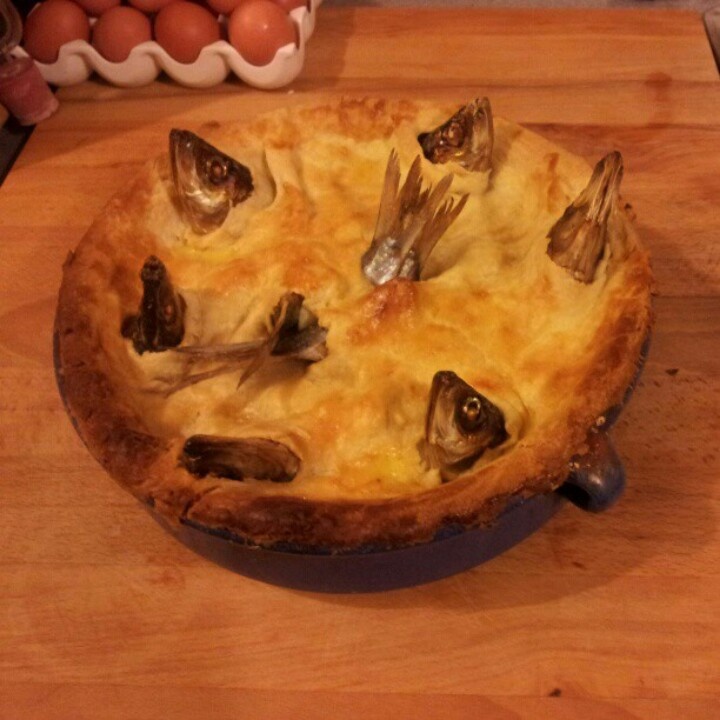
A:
[[12, 0, 320, 89]]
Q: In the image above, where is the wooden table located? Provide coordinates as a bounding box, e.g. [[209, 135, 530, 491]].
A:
[[1, 8, 719, 718]]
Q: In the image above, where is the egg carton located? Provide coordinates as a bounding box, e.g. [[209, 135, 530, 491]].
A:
[[12, 0, 320, 90]]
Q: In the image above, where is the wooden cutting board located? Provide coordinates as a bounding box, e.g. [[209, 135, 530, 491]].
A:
[[1, 8, 719, 719]]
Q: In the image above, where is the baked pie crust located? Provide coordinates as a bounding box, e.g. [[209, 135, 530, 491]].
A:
[[55, 98, 653, 551]]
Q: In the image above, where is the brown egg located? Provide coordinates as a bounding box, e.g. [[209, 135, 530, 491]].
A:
[[206, 0, 246, 15], [92, 6, 152, 63], [271, 0, 306, 12], [23, 0, 91, 64], [154, 2, 222, 64], [127, 0, 174, 12], [228, 0, 296, 66], [73, 0, 120, 17]]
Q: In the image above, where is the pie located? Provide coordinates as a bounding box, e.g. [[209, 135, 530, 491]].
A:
[[55, 97, 653, 552]]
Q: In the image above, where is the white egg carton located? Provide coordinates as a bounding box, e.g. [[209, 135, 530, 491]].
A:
[[13, 0, 320, 89]]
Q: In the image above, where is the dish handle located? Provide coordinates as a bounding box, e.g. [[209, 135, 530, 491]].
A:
[[559, 429, 626, 513]]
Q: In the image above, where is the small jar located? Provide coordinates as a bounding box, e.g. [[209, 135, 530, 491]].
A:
[[0, 54, 58, 125]]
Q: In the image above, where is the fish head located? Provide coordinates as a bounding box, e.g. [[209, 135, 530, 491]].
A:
[[418, 98, 494, 172], [169, 129, 254, 234], [122, 255, 186, 354], [424, 370, 508, 470]]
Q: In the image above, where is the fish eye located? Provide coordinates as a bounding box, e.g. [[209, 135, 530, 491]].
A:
[[463, 396, 482, 420], [206, 158, 228, 184], [444, 121, 465, 146], [457, 395, 485, 432]]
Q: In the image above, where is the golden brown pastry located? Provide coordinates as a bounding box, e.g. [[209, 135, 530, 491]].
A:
[[55, 98, 653, 551]]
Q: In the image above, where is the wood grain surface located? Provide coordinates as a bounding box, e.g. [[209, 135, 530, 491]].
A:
[[1, 8, 719, 719]]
